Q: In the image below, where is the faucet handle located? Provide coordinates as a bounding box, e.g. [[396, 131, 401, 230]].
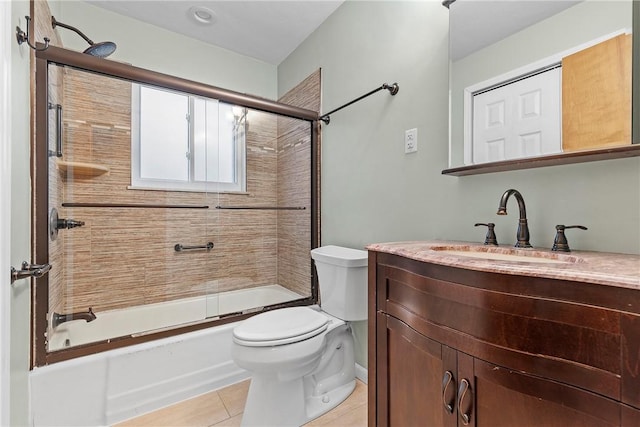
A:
[[552, 225, 587, 252], [475, 223, 498, 246]]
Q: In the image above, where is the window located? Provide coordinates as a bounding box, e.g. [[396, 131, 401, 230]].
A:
[[131, 84, 246, 192]]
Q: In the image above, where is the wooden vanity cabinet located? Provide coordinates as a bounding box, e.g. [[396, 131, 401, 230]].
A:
[[368, 251, 640, 427]]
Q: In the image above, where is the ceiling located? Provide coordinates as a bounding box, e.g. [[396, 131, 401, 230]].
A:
[[86, 1, 344, 65], [85, 1, 585, 65]]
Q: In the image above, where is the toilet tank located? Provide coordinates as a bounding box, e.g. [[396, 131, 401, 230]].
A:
[[310, 245, 368, 321]]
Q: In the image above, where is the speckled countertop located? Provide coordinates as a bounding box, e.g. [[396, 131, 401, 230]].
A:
[[366, 241, 640, 290]]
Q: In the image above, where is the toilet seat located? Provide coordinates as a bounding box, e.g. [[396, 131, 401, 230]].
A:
[[233, 307, 329, 347]]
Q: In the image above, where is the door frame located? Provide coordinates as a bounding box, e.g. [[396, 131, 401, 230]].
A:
[[0, 1, 13, 425]]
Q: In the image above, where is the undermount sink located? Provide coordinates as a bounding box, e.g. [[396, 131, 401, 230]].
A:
[[430, 246, 581, 264]]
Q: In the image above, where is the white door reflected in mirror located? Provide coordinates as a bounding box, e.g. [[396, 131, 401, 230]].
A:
[[470, 67, 561, 164]]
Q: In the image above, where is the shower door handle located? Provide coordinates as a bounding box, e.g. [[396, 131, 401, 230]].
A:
[[48, 103, 63, 157], [10, 261, 52, 284]]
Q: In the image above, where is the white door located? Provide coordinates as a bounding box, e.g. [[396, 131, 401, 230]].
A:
[[0, 1, 12, 425], [472, 67, 561, 164]]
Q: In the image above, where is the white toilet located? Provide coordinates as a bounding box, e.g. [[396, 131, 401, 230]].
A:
[[231, 245, 368, 427]]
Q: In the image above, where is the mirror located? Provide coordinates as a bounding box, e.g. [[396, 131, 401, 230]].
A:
[[448, 0, 636, 171]]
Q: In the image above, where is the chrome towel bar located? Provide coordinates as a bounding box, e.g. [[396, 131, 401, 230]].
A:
[[174, 242, 214, 252]]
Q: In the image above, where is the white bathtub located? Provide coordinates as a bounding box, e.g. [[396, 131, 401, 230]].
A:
[[48, 284, 303, 351], [31, 285, 305, 426]]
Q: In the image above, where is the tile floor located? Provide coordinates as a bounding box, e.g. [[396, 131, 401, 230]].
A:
[[115, 379, 367, 427]]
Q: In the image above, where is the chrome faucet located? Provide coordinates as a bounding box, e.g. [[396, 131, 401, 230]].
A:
[[52, 307, 97, 328], [497, 189, 532, 248]]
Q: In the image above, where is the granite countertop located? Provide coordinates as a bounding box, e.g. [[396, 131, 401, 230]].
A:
[[366, 241, 640, 290]]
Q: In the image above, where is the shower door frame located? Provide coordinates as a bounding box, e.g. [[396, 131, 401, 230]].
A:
[[32, 45, 321, 367]]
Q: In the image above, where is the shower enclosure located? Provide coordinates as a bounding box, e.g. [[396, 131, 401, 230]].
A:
[[32, 46, 320, 366]]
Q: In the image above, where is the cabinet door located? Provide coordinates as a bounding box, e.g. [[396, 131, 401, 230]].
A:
[[376, 314, 456, 427], [622, 405, 640, 427], [467, 357, 621, 427], [622, 313, 640, 410]]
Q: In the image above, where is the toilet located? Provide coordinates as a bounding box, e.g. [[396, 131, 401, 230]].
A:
[[231, 245, 368, 427]]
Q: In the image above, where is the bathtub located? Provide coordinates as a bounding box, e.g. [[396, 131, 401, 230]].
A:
[[30, 285, 304, 426], [48, 284, 303, 351]]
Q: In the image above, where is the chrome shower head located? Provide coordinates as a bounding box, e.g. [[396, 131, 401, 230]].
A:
[[51, 16, 117, 58]]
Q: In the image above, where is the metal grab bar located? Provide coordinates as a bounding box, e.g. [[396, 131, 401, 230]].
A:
[[11, 261, 52, 284], [174, 242, 214, 252], [215, 205, 306, 210]]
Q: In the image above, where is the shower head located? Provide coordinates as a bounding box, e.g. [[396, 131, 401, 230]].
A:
[[51, 16, 117, 58], [83, 41, 117, 58]]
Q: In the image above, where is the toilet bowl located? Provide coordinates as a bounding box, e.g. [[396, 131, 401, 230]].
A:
[[231, 245, 368, 427]]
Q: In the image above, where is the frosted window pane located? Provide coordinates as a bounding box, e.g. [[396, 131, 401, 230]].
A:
[[193, 98, 210, 182], [139, 87, 189, 181], [133, 85, 244, 191]]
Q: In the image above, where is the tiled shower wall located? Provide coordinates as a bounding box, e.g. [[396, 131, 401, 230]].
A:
[[276, 72, 321, 295], [45, 64, 320, 314]]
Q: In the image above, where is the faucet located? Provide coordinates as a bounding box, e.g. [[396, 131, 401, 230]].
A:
[[497, 189, 532, 248], [52, 307, 97, 328]]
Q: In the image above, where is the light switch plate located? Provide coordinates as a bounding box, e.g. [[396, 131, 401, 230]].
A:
[[405, 128, 418, 154]]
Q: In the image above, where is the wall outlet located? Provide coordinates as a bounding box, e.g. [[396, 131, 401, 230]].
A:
[[405, 128, 418, 154]]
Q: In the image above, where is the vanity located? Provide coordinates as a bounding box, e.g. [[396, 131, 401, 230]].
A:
[[367, 242, 640, 427]]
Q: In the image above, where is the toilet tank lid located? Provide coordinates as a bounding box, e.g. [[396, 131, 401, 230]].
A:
[[311, 245, 368, 267]]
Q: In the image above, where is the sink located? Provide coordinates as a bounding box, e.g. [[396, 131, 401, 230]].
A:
[[430, 246, 581, 264]]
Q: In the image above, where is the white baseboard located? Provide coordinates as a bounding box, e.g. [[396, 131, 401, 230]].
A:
[[355, 363, 367, 384]]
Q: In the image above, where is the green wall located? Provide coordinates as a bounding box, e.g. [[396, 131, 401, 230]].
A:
[[278, 0, 640, 368]]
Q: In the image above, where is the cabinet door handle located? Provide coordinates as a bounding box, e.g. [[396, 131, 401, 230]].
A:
[[457, 378, 472, 425], [441, 370, 455, 413]]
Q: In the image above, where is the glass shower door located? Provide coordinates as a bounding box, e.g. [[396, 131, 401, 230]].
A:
[[36, 52, 319, 365], [205, 106, 313, 319], [45, 64, 218, 351]]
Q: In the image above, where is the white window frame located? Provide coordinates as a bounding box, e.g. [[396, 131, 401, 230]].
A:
[[130, 84, 246, 193]]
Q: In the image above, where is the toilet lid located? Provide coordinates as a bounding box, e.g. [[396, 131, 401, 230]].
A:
[[233, 307, 329, 347]]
